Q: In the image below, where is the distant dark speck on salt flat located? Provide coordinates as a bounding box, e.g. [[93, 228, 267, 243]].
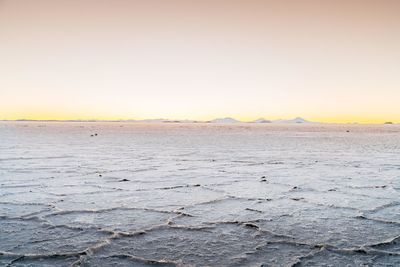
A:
[[291, 198, 304, 201]]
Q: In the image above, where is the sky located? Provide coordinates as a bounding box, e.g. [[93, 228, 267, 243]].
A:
[[0, 0, 399, 123]]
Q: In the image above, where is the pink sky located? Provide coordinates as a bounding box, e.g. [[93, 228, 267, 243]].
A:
[[1, 0, 399, 123]]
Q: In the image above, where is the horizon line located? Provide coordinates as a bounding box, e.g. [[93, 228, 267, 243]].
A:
[[0, 117, 397, 125]]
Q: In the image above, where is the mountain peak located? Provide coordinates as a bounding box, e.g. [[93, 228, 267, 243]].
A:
[[209, 117, 240, 123], [252, 118, 272, 123], [292, 117, 308, 123], [274, 117, 311, 124]]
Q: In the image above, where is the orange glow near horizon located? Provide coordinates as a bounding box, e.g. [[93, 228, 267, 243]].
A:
[[1, 0, 399, 124]]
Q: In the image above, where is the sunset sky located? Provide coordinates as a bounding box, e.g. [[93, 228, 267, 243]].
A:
[[0, 0, 399, 123]]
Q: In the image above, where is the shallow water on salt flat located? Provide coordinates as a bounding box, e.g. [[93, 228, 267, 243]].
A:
[[0, 122, 399, 266]]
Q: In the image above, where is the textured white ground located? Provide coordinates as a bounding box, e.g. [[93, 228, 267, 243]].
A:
[[0, 122, 399, 266]]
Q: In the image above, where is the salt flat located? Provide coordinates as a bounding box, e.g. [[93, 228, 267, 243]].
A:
[[0, 122, 399, 266]]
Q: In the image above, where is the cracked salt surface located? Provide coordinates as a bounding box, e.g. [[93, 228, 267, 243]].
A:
[[0, 122, 399, 266]]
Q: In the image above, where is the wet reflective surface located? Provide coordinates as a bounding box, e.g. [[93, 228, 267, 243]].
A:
[[0, 122, 399, 266]]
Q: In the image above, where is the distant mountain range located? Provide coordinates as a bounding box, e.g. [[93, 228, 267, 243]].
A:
[[252, 118, 272, 123], [6, 117, 314, 124], [209, 118, 241, 123], [4, 118, 397, 124], [273, 117, 311, 124], [208, 117, 312, 124]]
